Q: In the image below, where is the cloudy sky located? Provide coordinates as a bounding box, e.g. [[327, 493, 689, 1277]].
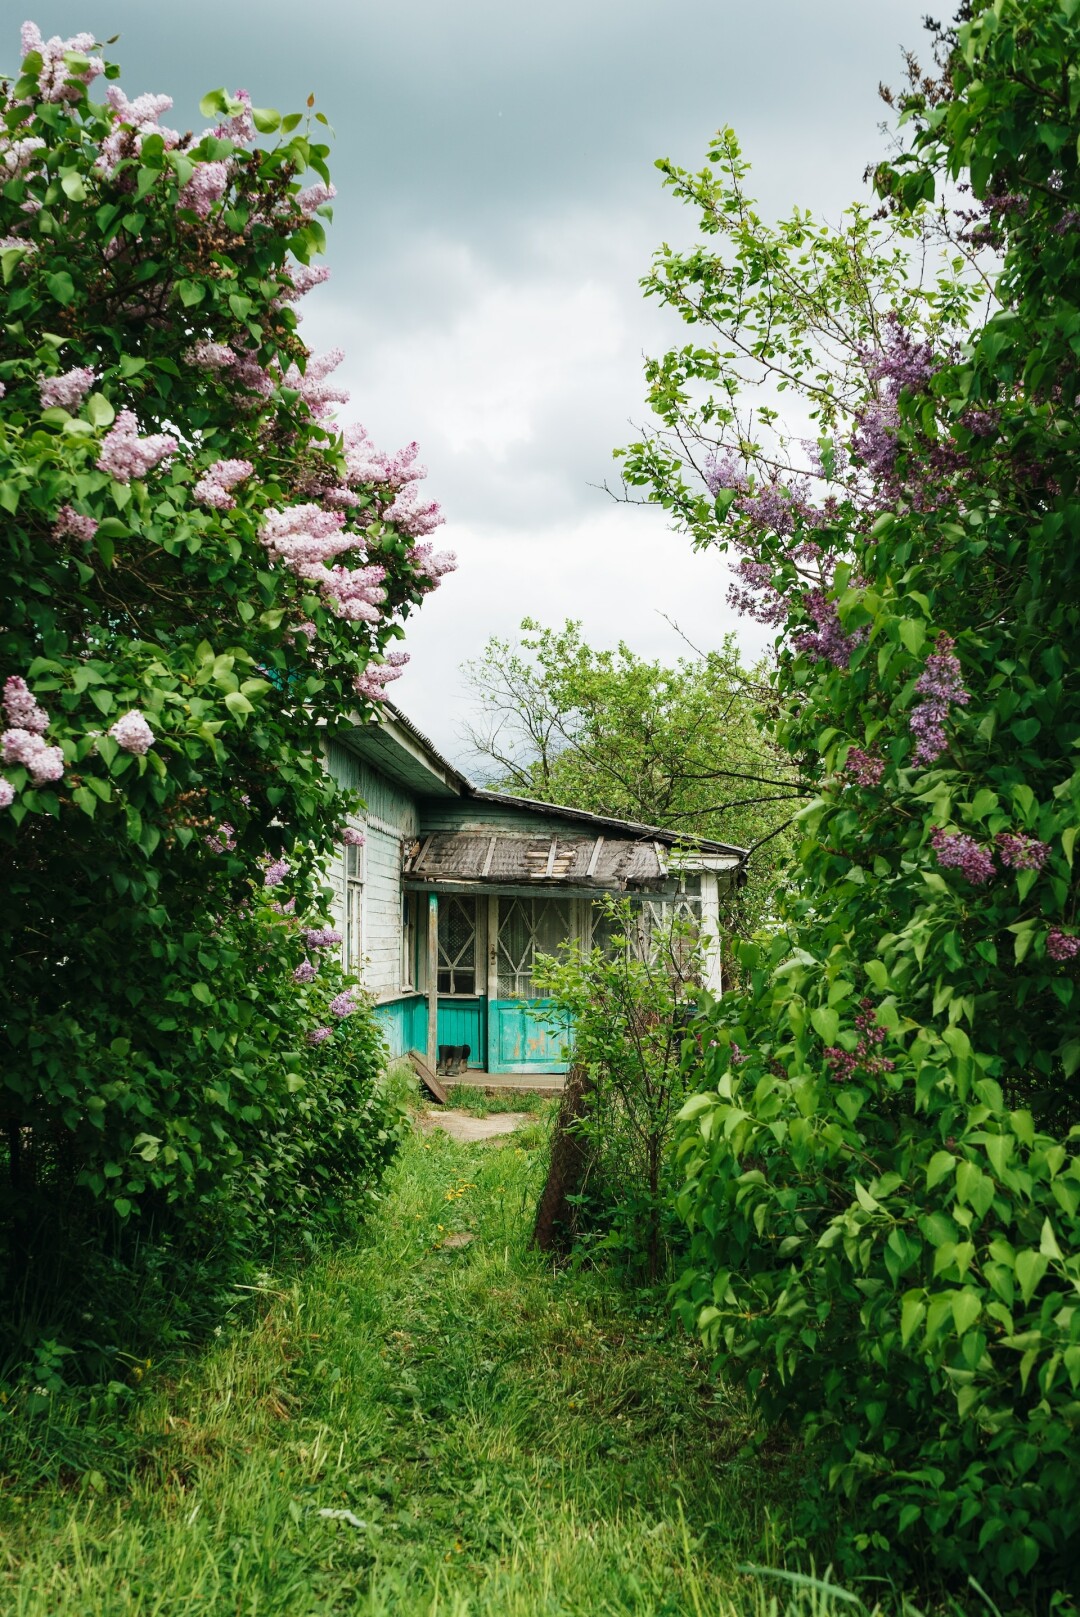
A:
[[28, 1, 932, 763]]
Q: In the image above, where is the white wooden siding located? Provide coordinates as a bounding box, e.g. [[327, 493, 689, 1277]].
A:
[[360, 824, 404, 996]]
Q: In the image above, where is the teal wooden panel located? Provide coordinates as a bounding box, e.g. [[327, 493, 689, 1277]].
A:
[[436, 999, 486, 1068], [487, 999, 571, 1074], [373, 994, 427, 1058]]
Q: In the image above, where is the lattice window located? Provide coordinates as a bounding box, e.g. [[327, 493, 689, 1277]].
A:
[[437, 896, 477, 995], [591, 875, 702, 969], [496, 896, 573, 999]]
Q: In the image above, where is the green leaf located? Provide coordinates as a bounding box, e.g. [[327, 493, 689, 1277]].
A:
[[86, 392, 116, 428], [45, 271, 76, 305], [927, 1150, 956, 1190], [252, 107, 281, 133], [1015, 1249, 1048, 1305], [191, 982, 213, 1006], [951, 1289, 981, 1337], [898, 618, 926, 655], [810, 1006, 839, 1045]]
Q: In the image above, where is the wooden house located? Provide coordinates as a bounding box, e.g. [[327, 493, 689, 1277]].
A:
[[324, 706, 745, 1076]]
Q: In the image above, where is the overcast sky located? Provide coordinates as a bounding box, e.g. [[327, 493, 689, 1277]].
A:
[[28, 1, 932, 764]]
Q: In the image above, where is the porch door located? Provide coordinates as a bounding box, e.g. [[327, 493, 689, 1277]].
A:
[[487, 895, 573, 1074], [435, 895, 485, 1069]]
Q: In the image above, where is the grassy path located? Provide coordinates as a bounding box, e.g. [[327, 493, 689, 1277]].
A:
[[0, 1105, 802, 1616]]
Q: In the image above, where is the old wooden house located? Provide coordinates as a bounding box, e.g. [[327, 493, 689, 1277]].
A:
[[324, 706, 745, 1076]]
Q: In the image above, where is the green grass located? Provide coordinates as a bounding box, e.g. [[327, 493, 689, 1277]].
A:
[[441, 1082, 554, 1116], [0, 1112, 917, 1616]]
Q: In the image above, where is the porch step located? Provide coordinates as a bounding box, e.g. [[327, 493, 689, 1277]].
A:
[[443, 1074, 566, 1095]]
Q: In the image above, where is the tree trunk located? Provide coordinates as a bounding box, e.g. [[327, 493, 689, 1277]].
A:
[[531, 1064, 593, 1253]]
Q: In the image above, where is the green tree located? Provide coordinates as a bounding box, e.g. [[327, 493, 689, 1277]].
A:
[[0, 26, 450, 1331], [621, 1, 1080, 1598], [463, 619, 801, 934]]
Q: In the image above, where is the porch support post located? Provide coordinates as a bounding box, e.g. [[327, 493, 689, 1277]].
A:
[[701, 872, 723, 995], [427, 891, 439, 1071]]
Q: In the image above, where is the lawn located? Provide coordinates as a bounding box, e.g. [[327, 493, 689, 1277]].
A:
[[0, 1098, 868, 1616]]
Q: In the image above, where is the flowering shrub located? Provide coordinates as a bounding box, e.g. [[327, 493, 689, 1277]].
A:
[[0, 24, 451, 1346], [624, 0, 1080, 1599]]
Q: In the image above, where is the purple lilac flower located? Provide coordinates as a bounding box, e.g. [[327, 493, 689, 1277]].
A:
[[177, 161, 230, 218], [342, 827, 365, 847], [193, 457, 254, 511], [995, 833, 1049, 872], [1047, 930, 1080, 962], [329, 988, 361, 1019], [844, 748, 885, 787], [109, 709, 154, 754], [910, 636, 970, 766], [3, 676, 49, 734], [20, 23, 104, 102], [793, 590, 864, 669], [1, 729, 64, 784], [206, 822, 236, 854], [303, 928, 342, 949], [263, 857, 289, 888], [931, 827, 995, 885], [184, 340, 235, 370], [307, 1026, 332, 1045], [98, 411, 178, 484], [38, 367, 96, 411], [53, 505, 98, 542], [0, 779, 13, 809], [293, 959, 317, 983]]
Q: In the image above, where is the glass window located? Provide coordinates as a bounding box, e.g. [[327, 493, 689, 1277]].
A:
[[437, 895, 477, 996], [496, 896, 573, 999]]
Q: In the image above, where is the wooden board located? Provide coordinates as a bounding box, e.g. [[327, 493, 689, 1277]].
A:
[[407, 1049, 449, 1106]]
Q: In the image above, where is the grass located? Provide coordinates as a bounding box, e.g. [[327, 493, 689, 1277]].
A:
[[0, 1101, 929, 1616]]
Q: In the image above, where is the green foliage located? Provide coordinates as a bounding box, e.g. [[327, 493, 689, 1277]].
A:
[[0, 35, 425, 1364], [624, 0, 1080, 1599], [463, 618, 799, 935], [535, 902, 701, 1281]]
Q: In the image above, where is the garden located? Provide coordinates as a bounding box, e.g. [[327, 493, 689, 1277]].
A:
[[3, 4, 1080, 1612]]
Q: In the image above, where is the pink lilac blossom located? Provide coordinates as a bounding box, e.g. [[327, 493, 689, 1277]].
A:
[[280, 347, 349, 421], [212, 90, 255, 145], [910, 636, 970, 766], [206, 821, 236, 854], [409, 542, 457, 581], [263, 857, 290, 888], [303, 927, 342, 949], [930, 827, 995, 885], [295, 182, 336, 218], [109, 709, 154, 754], [226, 348, 275, 400], [825, 998, 895, 1082], [1, 729, 65, 784], [275, 263, 331, 305], [342, 827, 365, 847], [53, 504, 98, 542], [329, 988, 361, 1019], [20, 22, 104, 102], [177, 161, 230, 218], [96, 87, 180, 178], [354, 659, 406, 703], [1, 134, 46, 180], [844, 748, 885, 787], [384, 487, 444, 538], [193, 458, 254, 511], [0, 779, 13, 809], [1047, 930, 1080, 962], [307, 1026, 332, 1045], [184, 340, 235, 371], [995, 833, 1049, 872], [288, 621, 318, 644], [293, 959, 317, 983], [3, 676, 49, 734], [37, 367, 96, 411], [97, 410, 178, 483]]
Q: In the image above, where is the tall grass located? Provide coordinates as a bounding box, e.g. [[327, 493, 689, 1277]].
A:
[[0, 1107, 974, 1615]]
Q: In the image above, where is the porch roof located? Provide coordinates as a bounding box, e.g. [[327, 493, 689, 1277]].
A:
[[406, 829, 679, 892]]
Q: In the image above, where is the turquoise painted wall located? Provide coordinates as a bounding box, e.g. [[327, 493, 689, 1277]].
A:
[[487, 999, 572, 1075], [373, 994, 426, 1059], [436, 999, 486, 1068]]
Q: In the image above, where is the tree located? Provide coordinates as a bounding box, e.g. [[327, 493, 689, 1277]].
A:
[[463, 618, 800, 934], [0, 24, 452, 1331], [622, 1, 1080, 1598]]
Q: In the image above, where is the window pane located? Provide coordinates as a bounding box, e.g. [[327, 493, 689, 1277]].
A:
[[437, 896, 477, 996], [496, 896, 573, 999]]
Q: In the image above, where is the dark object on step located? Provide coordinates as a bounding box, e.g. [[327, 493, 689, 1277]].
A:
[[408, 1050, 449, 1106], [531, 1064, 593, 1253], [436, 1043, 471, 1076]]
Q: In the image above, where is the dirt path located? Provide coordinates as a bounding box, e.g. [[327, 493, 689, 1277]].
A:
[[421, 1108, 530, 1142]]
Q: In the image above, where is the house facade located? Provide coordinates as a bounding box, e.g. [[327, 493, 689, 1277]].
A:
[[324, 707, 745, 1076]]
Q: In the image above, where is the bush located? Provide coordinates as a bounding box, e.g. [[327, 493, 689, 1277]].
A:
[[535, 901, 700, 1281]]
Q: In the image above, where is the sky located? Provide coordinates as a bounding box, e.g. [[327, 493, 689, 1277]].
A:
[[27, 0, 933, 765]]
